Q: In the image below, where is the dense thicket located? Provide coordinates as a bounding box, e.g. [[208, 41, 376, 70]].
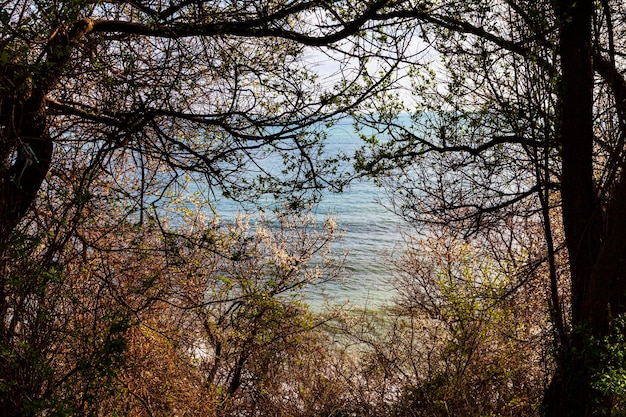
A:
[[3, 0, 626, 416], [355, 0, 626, 415], [0, 0, 398, 414]]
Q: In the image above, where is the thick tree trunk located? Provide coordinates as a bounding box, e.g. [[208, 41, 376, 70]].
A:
[[544, 0, 626, 415], [0, 19, 96, 242], [556, 0, 598, 332], [0, 21, 92, 242], [0, 97, 53, 242]]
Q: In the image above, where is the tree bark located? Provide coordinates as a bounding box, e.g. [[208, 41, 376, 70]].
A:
[[544, 0, 626, 415], [0, 20, 94, 242], [0, 97, 53, 242]]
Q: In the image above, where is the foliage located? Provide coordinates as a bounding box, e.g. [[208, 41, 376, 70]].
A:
[[349, 0, 626, 414], [0, 0, 403, 240], [1, 147, 350, 415], [588, 317, 626, 416], [0, 2, 400, 414], [331, 223, 550, 417], [6, 0, 626, 416]]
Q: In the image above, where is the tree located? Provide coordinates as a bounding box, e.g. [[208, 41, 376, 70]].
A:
[[0, 1, 408, 415], [0, 169, 166, 415], [8, 0, 626, 415], [352, 0, 626, 415], [337, 222, 549, 416], [94, 210, 346, 417], [0, 129, 350, 415], [0, 0, 406, 242]]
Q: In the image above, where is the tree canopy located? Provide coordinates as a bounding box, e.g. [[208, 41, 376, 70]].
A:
[[0, 0, 408, 240], [354, 0, 626, 415], [0, 1, 401, 414], [4, 0, 626, 416]]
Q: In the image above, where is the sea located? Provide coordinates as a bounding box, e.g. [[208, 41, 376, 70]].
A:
[[213, 119, 406, 310]]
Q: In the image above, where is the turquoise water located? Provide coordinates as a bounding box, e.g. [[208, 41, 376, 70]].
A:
[[306, 124, 403, 308], [309, 178, 402, 309], [214, 120, 404, 309]]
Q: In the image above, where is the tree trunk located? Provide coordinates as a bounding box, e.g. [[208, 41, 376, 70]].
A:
[[0, 96, 53, 242], [0, 20, 94, 242], [544, 0, 626, 415]]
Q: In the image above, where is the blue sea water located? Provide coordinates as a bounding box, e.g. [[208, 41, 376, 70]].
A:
[[213, 120, 405, 309], [308, 179, 402, 309], [305, 125, 403, 309]]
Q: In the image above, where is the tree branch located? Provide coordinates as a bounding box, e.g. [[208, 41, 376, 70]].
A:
[[372, 8, 556, 73], [90, 0, 390, 46]]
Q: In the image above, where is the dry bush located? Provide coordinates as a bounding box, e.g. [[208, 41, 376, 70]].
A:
[[87, 210, 354, 417], [2, 135, 557, 417], [1, 148, 352, 416], [329, 221, 555, 417]]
